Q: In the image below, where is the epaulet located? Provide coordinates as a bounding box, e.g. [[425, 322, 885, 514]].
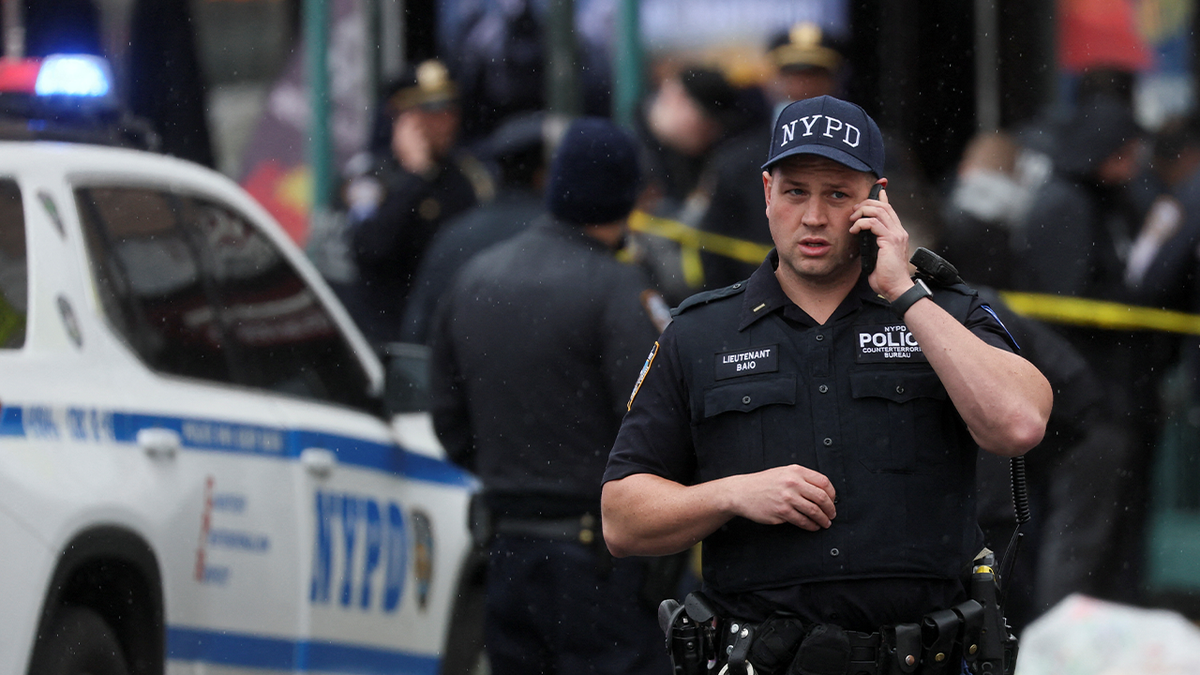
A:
[[671, 281, 748, 317], [917, 273, 979, 299]]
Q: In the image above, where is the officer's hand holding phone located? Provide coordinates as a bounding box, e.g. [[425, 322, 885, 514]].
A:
[[858, 183, 883, 274], [853, 182, 915, 302]]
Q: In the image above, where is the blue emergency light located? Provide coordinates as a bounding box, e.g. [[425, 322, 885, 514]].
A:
[[0, 54, 117, 111], [0, 54, 153, 149], [34, 55, 112, 98]]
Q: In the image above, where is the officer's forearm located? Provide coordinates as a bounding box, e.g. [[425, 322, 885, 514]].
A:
[[902, 297, 1052, 456], [601, 473, 735, 558]]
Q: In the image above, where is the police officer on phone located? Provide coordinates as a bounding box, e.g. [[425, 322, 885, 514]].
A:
[[601, 96, 1051, 675], [348, 59, 493, 348]]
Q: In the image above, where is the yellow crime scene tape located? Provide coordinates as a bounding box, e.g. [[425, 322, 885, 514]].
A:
[[628, 209, 1200, 336], [628, 210, 773, 288], [998, 292, 1200, 336]]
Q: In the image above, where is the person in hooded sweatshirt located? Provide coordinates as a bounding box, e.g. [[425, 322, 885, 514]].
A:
[[1013, 94, 1156, 605]]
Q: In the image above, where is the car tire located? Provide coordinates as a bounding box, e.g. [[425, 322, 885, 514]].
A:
[[28, 606, 131, 675]]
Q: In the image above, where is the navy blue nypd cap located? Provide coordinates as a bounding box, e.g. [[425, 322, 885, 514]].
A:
[[763, 95, 885, 177]]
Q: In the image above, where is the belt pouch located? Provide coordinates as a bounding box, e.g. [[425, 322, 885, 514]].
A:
[[749, 617, 806, 674], [788, 624, 850, 675], [883, 623, 921, 675], [846, 631, 882, 675], [952, 600, 984, 668], [920, 609, 962, 675]]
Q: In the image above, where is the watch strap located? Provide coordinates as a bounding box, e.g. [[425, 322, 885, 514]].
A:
[[891, 278, 932, 317]]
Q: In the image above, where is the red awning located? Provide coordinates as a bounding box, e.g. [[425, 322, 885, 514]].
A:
[[1058, 0, 1153, 73]]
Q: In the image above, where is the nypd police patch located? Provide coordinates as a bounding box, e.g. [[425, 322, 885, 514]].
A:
[[856, 324, 927, 363]]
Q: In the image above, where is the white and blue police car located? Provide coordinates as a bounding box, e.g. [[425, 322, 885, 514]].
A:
[[0, 55, 483, 675]]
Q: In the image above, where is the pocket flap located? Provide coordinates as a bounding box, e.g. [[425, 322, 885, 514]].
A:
[[849, 371, 946, 404], [703, 375, 795, 418]]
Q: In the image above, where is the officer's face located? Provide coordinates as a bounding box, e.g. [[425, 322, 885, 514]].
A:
[[763, 155, 874, 287]]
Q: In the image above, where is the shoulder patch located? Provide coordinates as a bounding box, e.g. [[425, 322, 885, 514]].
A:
[[627, 341, 659, 411], [672, 281, 748, 317]]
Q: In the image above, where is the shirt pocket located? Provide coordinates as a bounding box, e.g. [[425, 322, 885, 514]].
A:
[[695, 375, 797, 479], [849, 370, 954, 473]]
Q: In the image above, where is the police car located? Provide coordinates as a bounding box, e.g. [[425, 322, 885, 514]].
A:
[[0, 55, 483, 675]]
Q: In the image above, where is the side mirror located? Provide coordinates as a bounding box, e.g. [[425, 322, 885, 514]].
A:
[[381, 342, 431, 415]]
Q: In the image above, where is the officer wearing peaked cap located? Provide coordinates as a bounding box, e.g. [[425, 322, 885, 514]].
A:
[[767, 21, 847, 108], [347, 59, 494, 348], [602, 96, 1051, 675]]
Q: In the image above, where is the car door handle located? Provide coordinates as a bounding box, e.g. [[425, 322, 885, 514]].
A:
[[300, 447, 337, 478], [138, 427, 180, 459]]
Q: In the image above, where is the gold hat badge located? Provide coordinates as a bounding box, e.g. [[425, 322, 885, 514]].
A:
[[390, 59, 458, 114], [770, 22, 844, 73]]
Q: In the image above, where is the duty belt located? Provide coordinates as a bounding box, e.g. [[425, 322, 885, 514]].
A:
[[660, 591, 994, 675], [492, 513, 599, 545]]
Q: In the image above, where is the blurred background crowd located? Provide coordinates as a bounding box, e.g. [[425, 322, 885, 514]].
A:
[[16, 0, 1200, 637]]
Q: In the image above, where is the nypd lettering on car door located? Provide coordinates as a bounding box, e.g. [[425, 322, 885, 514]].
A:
[[310, 489, 436, 613]]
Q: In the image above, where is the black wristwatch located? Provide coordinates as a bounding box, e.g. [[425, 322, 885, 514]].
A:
[[891, 278, 932, 317]]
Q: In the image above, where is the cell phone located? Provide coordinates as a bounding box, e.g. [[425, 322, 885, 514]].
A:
[[859, 183, 883, 273]]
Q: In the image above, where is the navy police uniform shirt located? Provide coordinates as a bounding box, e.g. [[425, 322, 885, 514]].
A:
[[432, 217, 669, 514], [603, 250, 1017, 629]]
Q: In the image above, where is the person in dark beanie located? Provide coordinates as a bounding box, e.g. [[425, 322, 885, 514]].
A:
[[429, 117, 672, 675]]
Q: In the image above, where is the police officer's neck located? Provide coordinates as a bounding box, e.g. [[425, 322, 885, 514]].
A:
[[774, 266, 860, 325], [582, 221, 628, 250]]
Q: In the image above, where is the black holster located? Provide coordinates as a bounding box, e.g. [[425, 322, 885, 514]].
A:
[[969, 563, 1018, 675], [660, 592, 722, 675]]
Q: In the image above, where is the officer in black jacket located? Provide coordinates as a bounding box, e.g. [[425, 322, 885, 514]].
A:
[[348, 59, 493, 347], [602, 97, 1051, 674], [430, 118, 671, 675]]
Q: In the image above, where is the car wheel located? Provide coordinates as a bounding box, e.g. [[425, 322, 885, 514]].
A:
[[28, 607, 130, 675]]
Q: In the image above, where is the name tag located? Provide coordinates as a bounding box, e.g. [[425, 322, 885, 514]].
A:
[[715, 345, 779, 380], [856, 324, 926, 363]]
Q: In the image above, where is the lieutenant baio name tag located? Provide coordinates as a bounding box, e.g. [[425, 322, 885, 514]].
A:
[[856, 324, 927, 363], [715, 345, 779, 380]]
